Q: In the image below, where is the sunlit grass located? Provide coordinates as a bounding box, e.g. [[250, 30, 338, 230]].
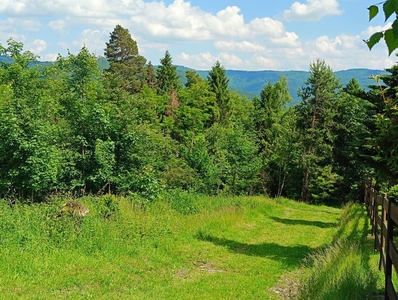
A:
[[0, 194, 353, 299], [296, 203, 384, 300]]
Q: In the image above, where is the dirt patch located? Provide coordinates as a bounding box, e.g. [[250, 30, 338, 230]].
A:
[[174, 261, 226, 279], [268, 269, 304, 299], [174, 268, 190, 279], [193, 261, 226, 273]]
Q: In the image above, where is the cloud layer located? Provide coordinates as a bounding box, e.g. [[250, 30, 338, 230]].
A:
[[283, 0, 343, 21], [0, 0, 395, 71]]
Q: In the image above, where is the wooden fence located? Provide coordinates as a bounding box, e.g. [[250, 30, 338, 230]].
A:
[[363, 181, 398, 300]]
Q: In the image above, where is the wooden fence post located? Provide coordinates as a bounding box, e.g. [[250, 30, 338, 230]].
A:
[[385, 196, 396, 300]]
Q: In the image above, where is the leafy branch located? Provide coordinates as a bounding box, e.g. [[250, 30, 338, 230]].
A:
[[365, 0, 398, 55]]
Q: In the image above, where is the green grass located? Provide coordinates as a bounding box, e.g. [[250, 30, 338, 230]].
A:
[[297, 203, 385, 300], [0, 194, 379, 299]]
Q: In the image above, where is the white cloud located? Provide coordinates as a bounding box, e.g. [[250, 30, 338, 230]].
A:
[[218, 52, 244, 67], [214, 41, 267, 52], [21, 19, 42, 31], [299, 33, 396, 71], [248, 18, 285, 38], [0, 18, 23, 39], [57, 41, 69, 50], [361, 23, 393, 39], [271, 32, 300, 48], [1, 0, 394, 72], [131, 3, 247, 41], [252, 54, 280, 70], [41, 53, 59, 61], [49, 19, 68, 32], [284, 0, 343, 21], [175, 51, 281, 71], [72, 29, 107, 54], [176, 52, 217, 69], [27, 39, 47, 53], [0, 0, 299, 60]]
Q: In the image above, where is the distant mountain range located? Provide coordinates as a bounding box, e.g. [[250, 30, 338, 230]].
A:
[[175, 66, 387, 105], [1, 55, 386, 105]]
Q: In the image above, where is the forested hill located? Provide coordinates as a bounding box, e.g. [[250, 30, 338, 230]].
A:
[[1, 55, 385, 105], [175, 66, 387, 105]]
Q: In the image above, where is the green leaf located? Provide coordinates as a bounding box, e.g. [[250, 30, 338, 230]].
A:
[[383, 0, 395, 21], [366, 31, 384, 50], [393, 19, 398, 39], [368, 5, 379, 21], [384, 28, 398, 55]]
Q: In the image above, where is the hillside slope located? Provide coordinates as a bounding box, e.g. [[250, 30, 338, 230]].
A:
[[177, 66, 386, 105]]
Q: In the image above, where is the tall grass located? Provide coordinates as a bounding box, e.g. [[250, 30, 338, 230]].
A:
[[0, 193, 344, 299], [296, 203, 384, 299]]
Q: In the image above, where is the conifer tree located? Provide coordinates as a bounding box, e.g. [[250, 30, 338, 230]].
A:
[[253, 77, 293, 197], [143, 61, 158, 90], [207, 61, 230, 125], [156, 50, 180, 95], [296, 59, 342, 202], [104, 24, 146, 94]]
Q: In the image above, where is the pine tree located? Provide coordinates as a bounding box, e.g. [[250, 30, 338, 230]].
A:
[[207, 61, 230, 125], [253, 77, 293, 197], [143, 61, 158, 90], [156, 50, 180, 95], [296, 59, 342, 202], [104, 24, 146, 94]]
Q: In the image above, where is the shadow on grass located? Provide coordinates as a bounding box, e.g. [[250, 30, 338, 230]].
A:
[[196, 233, 311, 268], [297, 203, 384, 299], [333, 203, 371, 243], [269, 216, 337, 228]]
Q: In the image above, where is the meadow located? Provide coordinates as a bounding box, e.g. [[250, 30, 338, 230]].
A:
[[0, 193, 384, 299]]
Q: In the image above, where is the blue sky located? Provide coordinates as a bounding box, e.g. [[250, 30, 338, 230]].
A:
[[0, 0, 396, 71]]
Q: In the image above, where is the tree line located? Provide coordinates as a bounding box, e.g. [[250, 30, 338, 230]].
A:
[[0, 24, 396, 204]]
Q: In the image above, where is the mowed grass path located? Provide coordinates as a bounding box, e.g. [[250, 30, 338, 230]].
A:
[[0, 196, 351, 299]]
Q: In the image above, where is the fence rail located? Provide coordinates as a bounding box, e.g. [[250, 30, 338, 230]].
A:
[[363, 181, 398, 300]]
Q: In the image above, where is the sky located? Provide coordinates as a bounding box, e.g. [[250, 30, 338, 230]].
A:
[[0, 0, 397, 71]]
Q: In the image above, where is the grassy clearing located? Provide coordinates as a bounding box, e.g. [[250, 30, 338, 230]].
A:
[[0, 194, 373, 299]]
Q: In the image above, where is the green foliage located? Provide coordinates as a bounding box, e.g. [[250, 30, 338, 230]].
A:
[[93, 138, 115, 193], [298, 203, 381, 299], [104, 24, 146, 94], [366, 0, 398, 55], [309, 166, 342, 204], [163, 188, 200, 215], [208, 61, 230, 125], [95, 194, 120, 219], [253, 77, 294, 196], [354, 64, 398, 188], [156, 50, 180, 95], [0, 195, 346, 299], [296, 59, 343, 202], [0, 36, 383, 205], [0, 39, 62, 199]]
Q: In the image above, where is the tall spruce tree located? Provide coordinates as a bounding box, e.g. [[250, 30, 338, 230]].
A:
[[156, 50, 180, 95], [143, 61, 158, 90], [104, 24, 146, 94], [207, 61, 230, 125], [253, 77, 293, 196], [296, 59, 342, 203]]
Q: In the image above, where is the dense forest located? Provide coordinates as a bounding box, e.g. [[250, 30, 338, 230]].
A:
[[1, 24, 397, 205]]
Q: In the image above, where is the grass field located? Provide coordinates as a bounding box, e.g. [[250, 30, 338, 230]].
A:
[[0, 194, 384, 299]]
